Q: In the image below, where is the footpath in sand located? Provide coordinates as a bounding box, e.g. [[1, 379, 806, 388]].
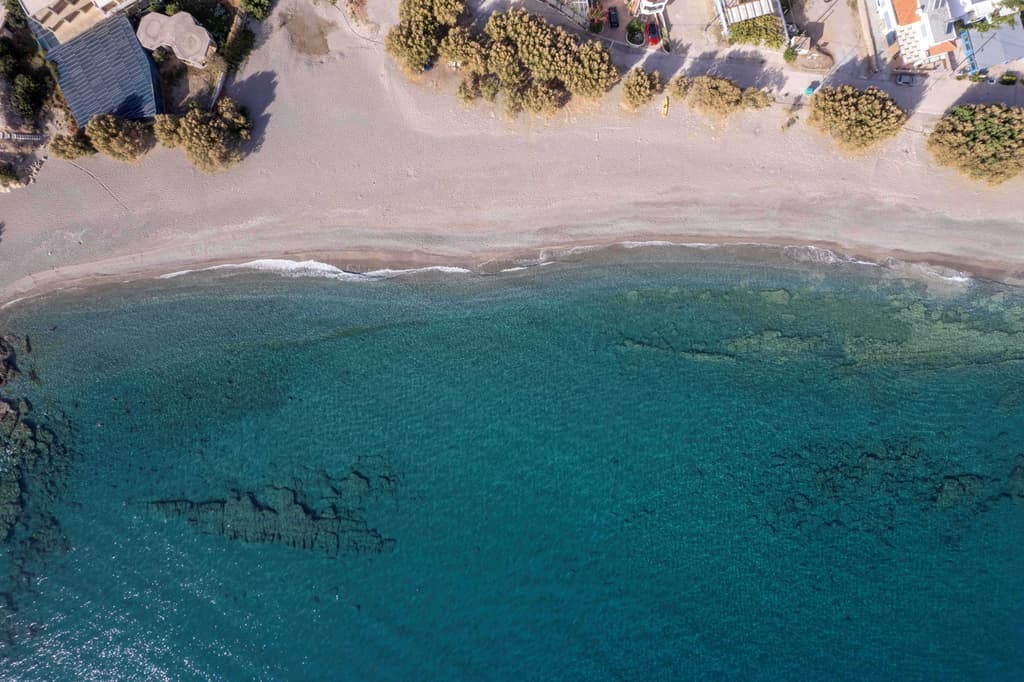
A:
[[2, 0, 1024, 304]]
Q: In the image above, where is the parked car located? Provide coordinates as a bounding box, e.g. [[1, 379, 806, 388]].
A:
[[893, 72, 924, 86], [647, 22, 660, 46], [608, 7, 619, 28]]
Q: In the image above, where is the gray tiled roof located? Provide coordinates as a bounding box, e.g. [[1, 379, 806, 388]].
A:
[[48, 14, 161, 127], [969, 15, 1024, 69]]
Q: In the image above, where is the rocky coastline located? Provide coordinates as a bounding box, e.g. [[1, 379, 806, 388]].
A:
[[0, 334, 74, 651]]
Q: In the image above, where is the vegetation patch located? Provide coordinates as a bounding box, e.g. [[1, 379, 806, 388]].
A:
[[927, 104, 1024, 184], [241, 0, 273, 22], [0, 162, 18, 187], [392, 4, 617, 116], [727, 15, 786, 49], [152, 98, 253, 173], [84, 115, 154, 162], [807, 85, 906, 151], [686, 75, 769, 118], [621, 67, 662, 111], [222, 24, 257, 70], [49, 133, 97, 160]]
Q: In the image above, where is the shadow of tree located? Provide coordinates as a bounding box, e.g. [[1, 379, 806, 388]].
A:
[[0, 222, 5, 244], [230, 70, 278, 155]]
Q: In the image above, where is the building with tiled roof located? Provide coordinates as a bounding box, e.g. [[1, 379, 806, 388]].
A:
[[880, 0, 1012, 67]]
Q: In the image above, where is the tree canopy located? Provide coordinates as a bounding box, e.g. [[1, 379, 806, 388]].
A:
[[84, 115, 153, 162], [807, 85, 906, 151], [928, 104, 1024, 184]]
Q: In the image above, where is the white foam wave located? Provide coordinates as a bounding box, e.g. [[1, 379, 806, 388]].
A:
[[158, 259, 472, 282], [152, 245, 977, 290], [363, 265, 472, 277]]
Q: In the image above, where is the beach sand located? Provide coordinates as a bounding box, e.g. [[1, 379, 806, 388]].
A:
[[2, 0, 1024, 305]]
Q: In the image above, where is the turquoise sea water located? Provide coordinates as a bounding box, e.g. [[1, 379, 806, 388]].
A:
[[1, 246, 1024, 680]]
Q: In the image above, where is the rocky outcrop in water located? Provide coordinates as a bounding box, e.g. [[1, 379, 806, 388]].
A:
[[0, 338, 17, 386], [0, 335, 74, 653], [749, 440, 1024, 545], [0, 398, 71, 545], [148, 461, 398, 557]]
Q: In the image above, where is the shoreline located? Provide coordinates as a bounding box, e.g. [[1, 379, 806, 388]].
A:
[[4, 0, 1024, 308], [1, 233, 1017, 312]]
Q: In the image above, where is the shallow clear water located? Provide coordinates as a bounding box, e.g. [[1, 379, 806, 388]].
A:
[[2, 248, 1024, 680]]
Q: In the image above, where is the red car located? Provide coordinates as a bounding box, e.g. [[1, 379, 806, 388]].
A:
[[647, 22, 660, 46]]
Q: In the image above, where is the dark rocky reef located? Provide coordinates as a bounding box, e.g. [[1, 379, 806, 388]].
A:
[[748, 440, 1024, 545], [0, 338, 17, 386], [148, 461, 398, 557], [0, 334, 74, 654]]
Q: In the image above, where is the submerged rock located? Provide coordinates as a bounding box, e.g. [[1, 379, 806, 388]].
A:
[[148, 464, 398, 557], [0, 338, 17, 386]]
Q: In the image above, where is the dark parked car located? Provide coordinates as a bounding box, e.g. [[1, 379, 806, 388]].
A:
[[647, 22, 660, 45], [608, 6, 619, 28]]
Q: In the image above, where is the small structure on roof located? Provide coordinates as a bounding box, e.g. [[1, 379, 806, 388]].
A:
[[136, 11, 215, 67], [47, 14, 161, 127], [713, 0, 789, 42], [968, 14, 1024, 70]]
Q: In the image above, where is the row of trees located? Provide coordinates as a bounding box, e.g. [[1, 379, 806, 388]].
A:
[[387, 8, 1023, 185], [620, 69, 771, 117], [806, 87, 1024, 184], [49, 99, 252, 173]]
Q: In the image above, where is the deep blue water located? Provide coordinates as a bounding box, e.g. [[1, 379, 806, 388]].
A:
[[2, 247, 1024, 680]]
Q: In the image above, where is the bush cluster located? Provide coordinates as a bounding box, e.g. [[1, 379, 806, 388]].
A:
[[454, 9, 618, 115], [84, 115, 154, 162], [241, 0, 272, 21], [0, 162, 17, 186], [1, 33, 52, 123], [3, 0, 27, 30], [74, 99, 252, 172], [927, 104, 1024, 184], [686, 75, 769, 118], [385, 0, 464, 73], [49, 133, 96, 160], [153, 98, 253, 173], [221, 24, 256, 71], [727, 15, 786, 49], [621, 67, 661, 111], [11, 73, 42, 119], [807, 85, 905, 151]]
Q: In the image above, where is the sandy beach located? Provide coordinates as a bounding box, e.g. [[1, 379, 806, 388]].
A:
[[3, 0, 1024, 306]]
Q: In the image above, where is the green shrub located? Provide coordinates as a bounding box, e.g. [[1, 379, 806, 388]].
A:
[[221, 24, 256, 71], [686, 75, 745, 118], [927, 104, 1024, 184], [160, 98, 252, 173], [438, 27, 487, 74], [456, 75, 480, 103], [49, 133, 96, 159], [386, 0, 463, 73], [84, 115, 153, 162], [668, 75, 691, 99], [0, 162, 17, 186], [741, 87, 771, 109], [3, 0, 27, 30], [11, 73, 42, 119], [241, 0, 272, 21], [784, 46, 797, 63], [807, 85, 905, 151], [153, 114, 182, 147], [621, 67, 661, 110], [727, 15, 785, 49]]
